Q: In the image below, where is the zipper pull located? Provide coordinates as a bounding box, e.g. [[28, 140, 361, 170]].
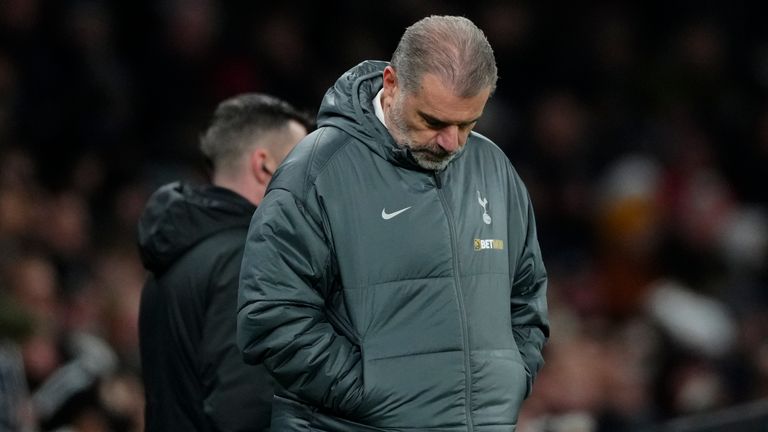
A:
[[433, 171, 443, 189]]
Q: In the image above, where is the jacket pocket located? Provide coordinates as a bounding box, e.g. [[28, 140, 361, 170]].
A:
[[272, 395, 387, 432], [470, 349, 528, 425], [309, 414, 391, 432], [510, 335, 533, 398]]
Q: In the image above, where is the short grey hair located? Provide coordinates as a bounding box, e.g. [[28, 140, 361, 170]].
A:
[[199, 93, 312, 172], [390, 15, 498, 97]]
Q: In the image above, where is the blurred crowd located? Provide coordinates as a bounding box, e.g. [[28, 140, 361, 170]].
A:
[[0, 0, 766, 431]]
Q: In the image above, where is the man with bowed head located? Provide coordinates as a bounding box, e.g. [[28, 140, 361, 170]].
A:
[[138, 93, 310, 431], [238, 15, 549, 431]]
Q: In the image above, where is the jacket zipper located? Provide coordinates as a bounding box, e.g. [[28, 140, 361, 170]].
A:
[[434, 171, 474, 432]]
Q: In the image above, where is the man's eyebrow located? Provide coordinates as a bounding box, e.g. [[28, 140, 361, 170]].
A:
[[418, 110, 481, 127]]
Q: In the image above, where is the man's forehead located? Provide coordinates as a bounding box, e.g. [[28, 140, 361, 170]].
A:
[[409, 74, 491, 124]]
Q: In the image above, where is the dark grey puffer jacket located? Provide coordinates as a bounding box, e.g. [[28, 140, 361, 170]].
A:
[[237, 61, 549, 432]]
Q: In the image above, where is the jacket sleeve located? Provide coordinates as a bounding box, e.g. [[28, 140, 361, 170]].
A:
[[510, 190, 549, 398], [237, 188, 364, 414]]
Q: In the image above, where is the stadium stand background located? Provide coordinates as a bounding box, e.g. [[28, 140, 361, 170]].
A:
[[0, 1, 766, 431]]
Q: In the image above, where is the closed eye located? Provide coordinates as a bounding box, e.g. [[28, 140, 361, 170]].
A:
[[418, 111, 480, 131], [458, 121, 477, 131], [422, 114, 448, 129]]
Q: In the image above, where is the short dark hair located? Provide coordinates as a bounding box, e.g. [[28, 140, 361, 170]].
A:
[[391, 16, 498, 97], [199, 93, 312, 171]]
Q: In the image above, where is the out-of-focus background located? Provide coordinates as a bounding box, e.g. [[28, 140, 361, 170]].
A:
[[0, 1, 766, 431]]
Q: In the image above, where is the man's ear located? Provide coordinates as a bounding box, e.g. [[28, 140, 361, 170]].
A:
[[250, 147, 271, 185], [383, 65, 398, 100]]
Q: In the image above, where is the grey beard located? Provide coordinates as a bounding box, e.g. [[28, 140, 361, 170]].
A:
[[389, 101, 456, 171], [408, 147, 455, 170]]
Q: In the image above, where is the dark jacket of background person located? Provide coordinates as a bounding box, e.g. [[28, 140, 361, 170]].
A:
[[237, 60, 549, 431], [138, 182, 273, 432]]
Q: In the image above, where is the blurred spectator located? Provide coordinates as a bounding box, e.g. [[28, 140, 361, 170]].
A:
[[0, 291, 35, 431]]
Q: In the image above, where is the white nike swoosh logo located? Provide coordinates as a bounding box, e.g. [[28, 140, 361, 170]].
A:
[[381, 206, 412, 220]]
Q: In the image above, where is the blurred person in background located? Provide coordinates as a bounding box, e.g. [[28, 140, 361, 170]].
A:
[[2, 250, 120, 431], [237, 16, 549, 431], [137, 93, 310, 432], [0, 290, 35, 432]]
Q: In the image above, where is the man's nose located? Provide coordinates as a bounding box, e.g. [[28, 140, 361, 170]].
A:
[[436, 125, 460, 153]]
